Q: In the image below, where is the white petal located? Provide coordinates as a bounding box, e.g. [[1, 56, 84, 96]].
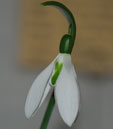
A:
[[38, 83, 51, 108], [25, 55, 59, 119], [72, 65, 77, 79], [55, 54, 80, 127]]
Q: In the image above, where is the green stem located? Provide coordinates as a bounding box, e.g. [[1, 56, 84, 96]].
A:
[[40, 92, 55, 129], [41, 1, 76, 54]]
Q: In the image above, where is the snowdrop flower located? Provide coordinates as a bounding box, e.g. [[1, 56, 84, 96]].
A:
[[25, 1, 80, 127]]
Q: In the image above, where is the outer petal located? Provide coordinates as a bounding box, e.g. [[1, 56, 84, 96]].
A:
[[25, 55, 59, 119], [72, 65, 77, 79], [55, 54, 80, 127], [38, 83, 51, 108]]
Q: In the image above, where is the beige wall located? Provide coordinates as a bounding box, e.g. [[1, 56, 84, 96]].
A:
[[20, 0, 113, 74]]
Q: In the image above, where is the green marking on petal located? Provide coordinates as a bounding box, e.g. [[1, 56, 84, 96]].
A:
[[51, 61, 63, 86], [55, 61, 59, 71]]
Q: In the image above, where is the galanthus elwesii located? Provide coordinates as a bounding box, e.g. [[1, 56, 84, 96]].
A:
[[25, 1, 80, 128]]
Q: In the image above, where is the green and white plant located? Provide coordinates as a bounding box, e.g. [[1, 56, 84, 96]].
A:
[[25, 1, 80, 129]]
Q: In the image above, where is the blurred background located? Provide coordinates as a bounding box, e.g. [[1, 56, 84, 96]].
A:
[[0, 0, 113, 129]]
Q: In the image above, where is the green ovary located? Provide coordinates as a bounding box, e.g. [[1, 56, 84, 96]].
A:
[[51, 61, 63, 86]]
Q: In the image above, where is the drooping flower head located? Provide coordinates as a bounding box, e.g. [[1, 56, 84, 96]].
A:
[[25, 1, 80, 127]]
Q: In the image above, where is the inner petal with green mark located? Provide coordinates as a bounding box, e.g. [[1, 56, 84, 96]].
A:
[[50, 60, 63, 86]]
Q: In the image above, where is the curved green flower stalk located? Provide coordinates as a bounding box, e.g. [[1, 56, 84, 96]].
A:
[[41, 1, 76, 54], [25, 1, 79, 129]]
